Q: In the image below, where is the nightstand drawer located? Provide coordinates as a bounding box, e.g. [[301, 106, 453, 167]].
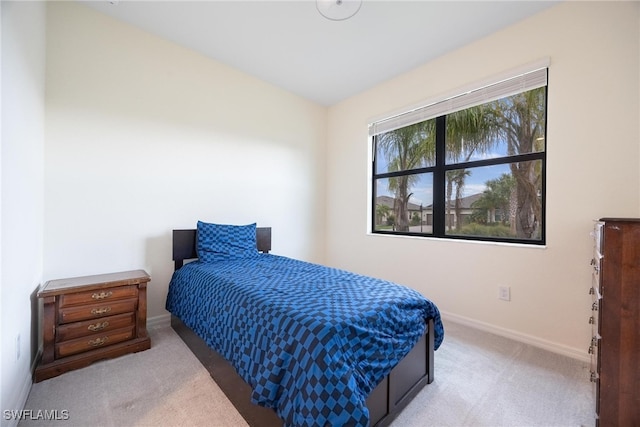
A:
[[56, 312, 135, 342], [59, 285, 138, 307], [58, 299, 137, 324], [55, 326, 135, 358]]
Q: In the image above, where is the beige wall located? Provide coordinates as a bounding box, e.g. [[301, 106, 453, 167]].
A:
[[44, 2, 327, 320], [1, 1, 46, 421], [325, 1, 640, 358]]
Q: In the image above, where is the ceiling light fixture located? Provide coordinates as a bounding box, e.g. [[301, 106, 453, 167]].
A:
[[317, 0, 362, 21]]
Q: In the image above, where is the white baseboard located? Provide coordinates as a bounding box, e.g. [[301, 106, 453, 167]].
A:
[[440, 311, 590, 363], [147, 313, 171, 329]]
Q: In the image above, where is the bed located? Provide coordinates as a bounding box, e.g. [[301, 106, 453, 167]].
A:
[[166, 222, 444, 427]]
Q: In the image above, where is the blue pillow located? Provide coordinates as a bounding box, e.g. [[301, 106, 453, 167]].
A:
[[196, 221, 259, 262]]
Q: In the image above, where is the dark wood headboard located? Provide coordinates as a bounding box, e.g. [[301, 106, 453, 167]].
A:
[[172, 227, 272, 270]]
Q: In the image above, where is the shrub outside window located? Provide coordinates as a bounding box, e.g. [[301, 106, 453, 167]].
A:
[[371, 67, 547, 244]]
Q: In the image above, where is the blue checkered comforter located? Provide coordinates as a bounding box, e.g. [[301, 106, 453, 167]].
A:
[[166, 254, 443, 427]]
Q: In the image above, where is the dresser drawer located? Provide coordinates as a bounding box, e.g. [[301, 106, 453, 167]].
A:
[[56, 312, 135, 342], [35, 270, 150, 382], [59, 285, 138, 307], [55, 326, 135, 358], [58, 299, 137, 324]]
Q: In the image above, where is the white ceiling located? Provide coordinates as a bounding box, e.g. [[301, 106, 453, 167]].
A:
[[80, 0, 558, 106]]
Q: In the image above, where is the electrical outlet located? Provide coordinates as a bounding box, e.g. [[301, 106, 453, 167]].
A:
[[498, 286, 511, 301], [16, 334, 20, 360]]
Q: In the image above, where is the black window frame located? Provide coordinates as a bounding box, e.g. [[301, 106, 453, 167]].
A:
[[371, 84, 547, 246]]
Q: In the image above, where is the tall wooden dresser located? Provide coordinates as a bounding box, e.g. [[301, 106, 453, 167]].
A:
[[35, 270, 151, 382], [590, 219, 640, 426]]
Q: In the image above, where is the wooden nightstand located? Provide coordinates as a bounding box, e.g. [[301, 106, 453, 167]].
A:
[[34, 270, 151, 382]]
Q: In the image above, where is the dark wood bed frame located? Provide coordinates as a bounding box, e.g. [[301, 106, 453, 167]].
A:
[[170, 228, 435, 427]]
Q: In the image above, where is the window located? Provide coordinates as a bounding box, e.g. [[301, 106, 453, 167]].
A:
[[370, 66, 547, 244]]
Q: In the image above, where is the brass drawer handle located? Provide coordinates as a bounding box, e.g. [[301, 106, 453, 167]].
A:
[[88, 321, 109, 332], [92, 291, 113, 300], [88, 337, 109, 347], [90, 307, 112, 315]]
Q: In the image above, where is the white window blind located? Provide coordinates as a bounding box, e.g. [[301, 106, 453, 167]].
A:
[[369, 64, 548, 137]]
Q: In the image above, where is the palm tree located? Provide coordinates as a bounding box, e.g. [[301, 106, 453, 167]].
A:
[[375, 204, 391, 226], [445, 106, 500, 230], [377, 121, 435, 231], [446, 106, 498, 164], [445, 171, 454, 230], [472, 173, 515, 225], [490, 88, 546, 238], [445, 169, 471, 230], [452, 169, 471, 231]]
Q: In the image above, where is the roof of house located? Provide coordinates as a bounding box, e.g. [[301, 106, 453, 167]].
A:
[[376, 195, 423, 211], [376, 193, 485, 211]]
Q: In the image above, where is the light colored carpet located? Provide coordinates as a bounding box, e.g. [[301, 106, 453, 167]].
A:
[[389, 321, 594, 427], [20, 326, 248, 427], [21, 322, 594, 427]]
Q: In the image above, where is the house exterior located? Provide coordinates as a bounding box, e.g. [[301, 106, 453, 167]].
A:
[[375, 193, 488, 230]]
